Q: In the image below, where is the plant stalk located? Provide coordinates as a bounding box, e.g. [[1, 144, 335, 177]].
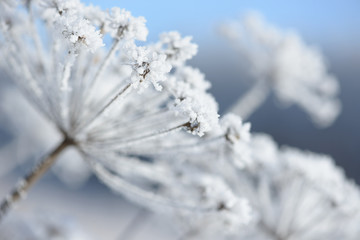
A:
[[0, 137, 73, 222], [226, 80, 269, 120]]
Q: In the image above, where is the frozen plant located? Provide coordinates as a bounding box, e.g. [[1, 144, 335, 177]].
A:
[[219, 12, 341, 127], [80, 74, 253, 229], [232, 134, 360, 240], [76, 73, 253, 238], [0, 0, 220, 220], [129, 113, 253, 239], [150, 108, 360, 239], [170, 130, 360, 239]]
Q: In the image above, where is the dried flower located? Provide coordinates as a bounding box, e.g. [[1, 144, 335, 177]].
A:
[[220, 12, 341, 127], [0, 0, 219, 219], [235, 134, 360, 240]]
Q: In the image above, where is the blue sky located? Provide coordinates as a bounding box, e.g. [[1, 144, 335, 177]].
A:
[[83, 0, 360, 48]]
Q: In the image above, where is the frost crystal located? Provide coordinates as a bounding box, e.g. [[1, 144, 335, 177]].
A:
[[40, 0, 103, 53], [124, 43, 172, 91], [157, 31, 198, 66], [59, 15, 104, 53], [220, 114, 251, 168], [107, 7, 148, 41], [221, 113, 251, 144], [173, 91, 219, 136]]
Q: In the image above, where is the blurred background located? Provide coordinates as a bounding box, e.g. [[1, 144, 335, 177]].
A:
[[0, 0, 359, 239]]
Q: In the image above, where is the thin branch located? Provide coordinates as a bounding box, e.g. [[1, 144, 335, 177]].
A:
[[76, 83, 132, 133], [0, 137, 73, 222], [259, 220, 285, 240], [226, 80, 269, 120], [84, 38, 121, 98], [85, 122, 188, 149], [117, 207, 150, 240]]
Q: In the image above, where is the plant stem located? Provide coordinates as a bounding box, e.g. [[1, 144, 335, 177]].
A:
[[226, 80, 269, 120], [259, 220, 286, 240], [118, 207, 150, 240], [85, 38, 121, 98], [0, 137, 73, 222]]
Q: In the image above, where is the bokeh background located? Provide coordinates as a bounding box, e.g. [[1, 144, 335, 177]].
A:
[[0, 0, 359, 239]]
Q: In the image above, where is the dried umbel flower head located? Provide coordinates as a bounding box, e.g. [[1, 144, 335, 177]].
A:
[[128, 113, 253, 238], [0, 0, 220, 219], [220, 12, 341, 127], [154, 121, 360, 239], [168, 173, 252, 239], [233, 134, 360, 240]]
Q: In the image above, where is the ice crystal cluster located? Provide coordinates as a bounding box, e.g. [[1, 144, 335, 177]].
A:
[[220, 12, 341, 127]]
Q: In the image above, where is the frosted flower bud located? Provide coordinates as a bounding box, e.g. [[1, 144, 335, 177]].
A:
[[218, 114, 252, 168], [217, 198, 253, 232], [200, 176, 240, 209], [59, 14, 104, 53], [165, 66, 211, 99], [124, 43, 172, 91], [197, 176, 253, 233], [173, 91, 219, 136], [158, 31, 198, 66], [221, 113, 251, 144], [107, 7, 148, 41]]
